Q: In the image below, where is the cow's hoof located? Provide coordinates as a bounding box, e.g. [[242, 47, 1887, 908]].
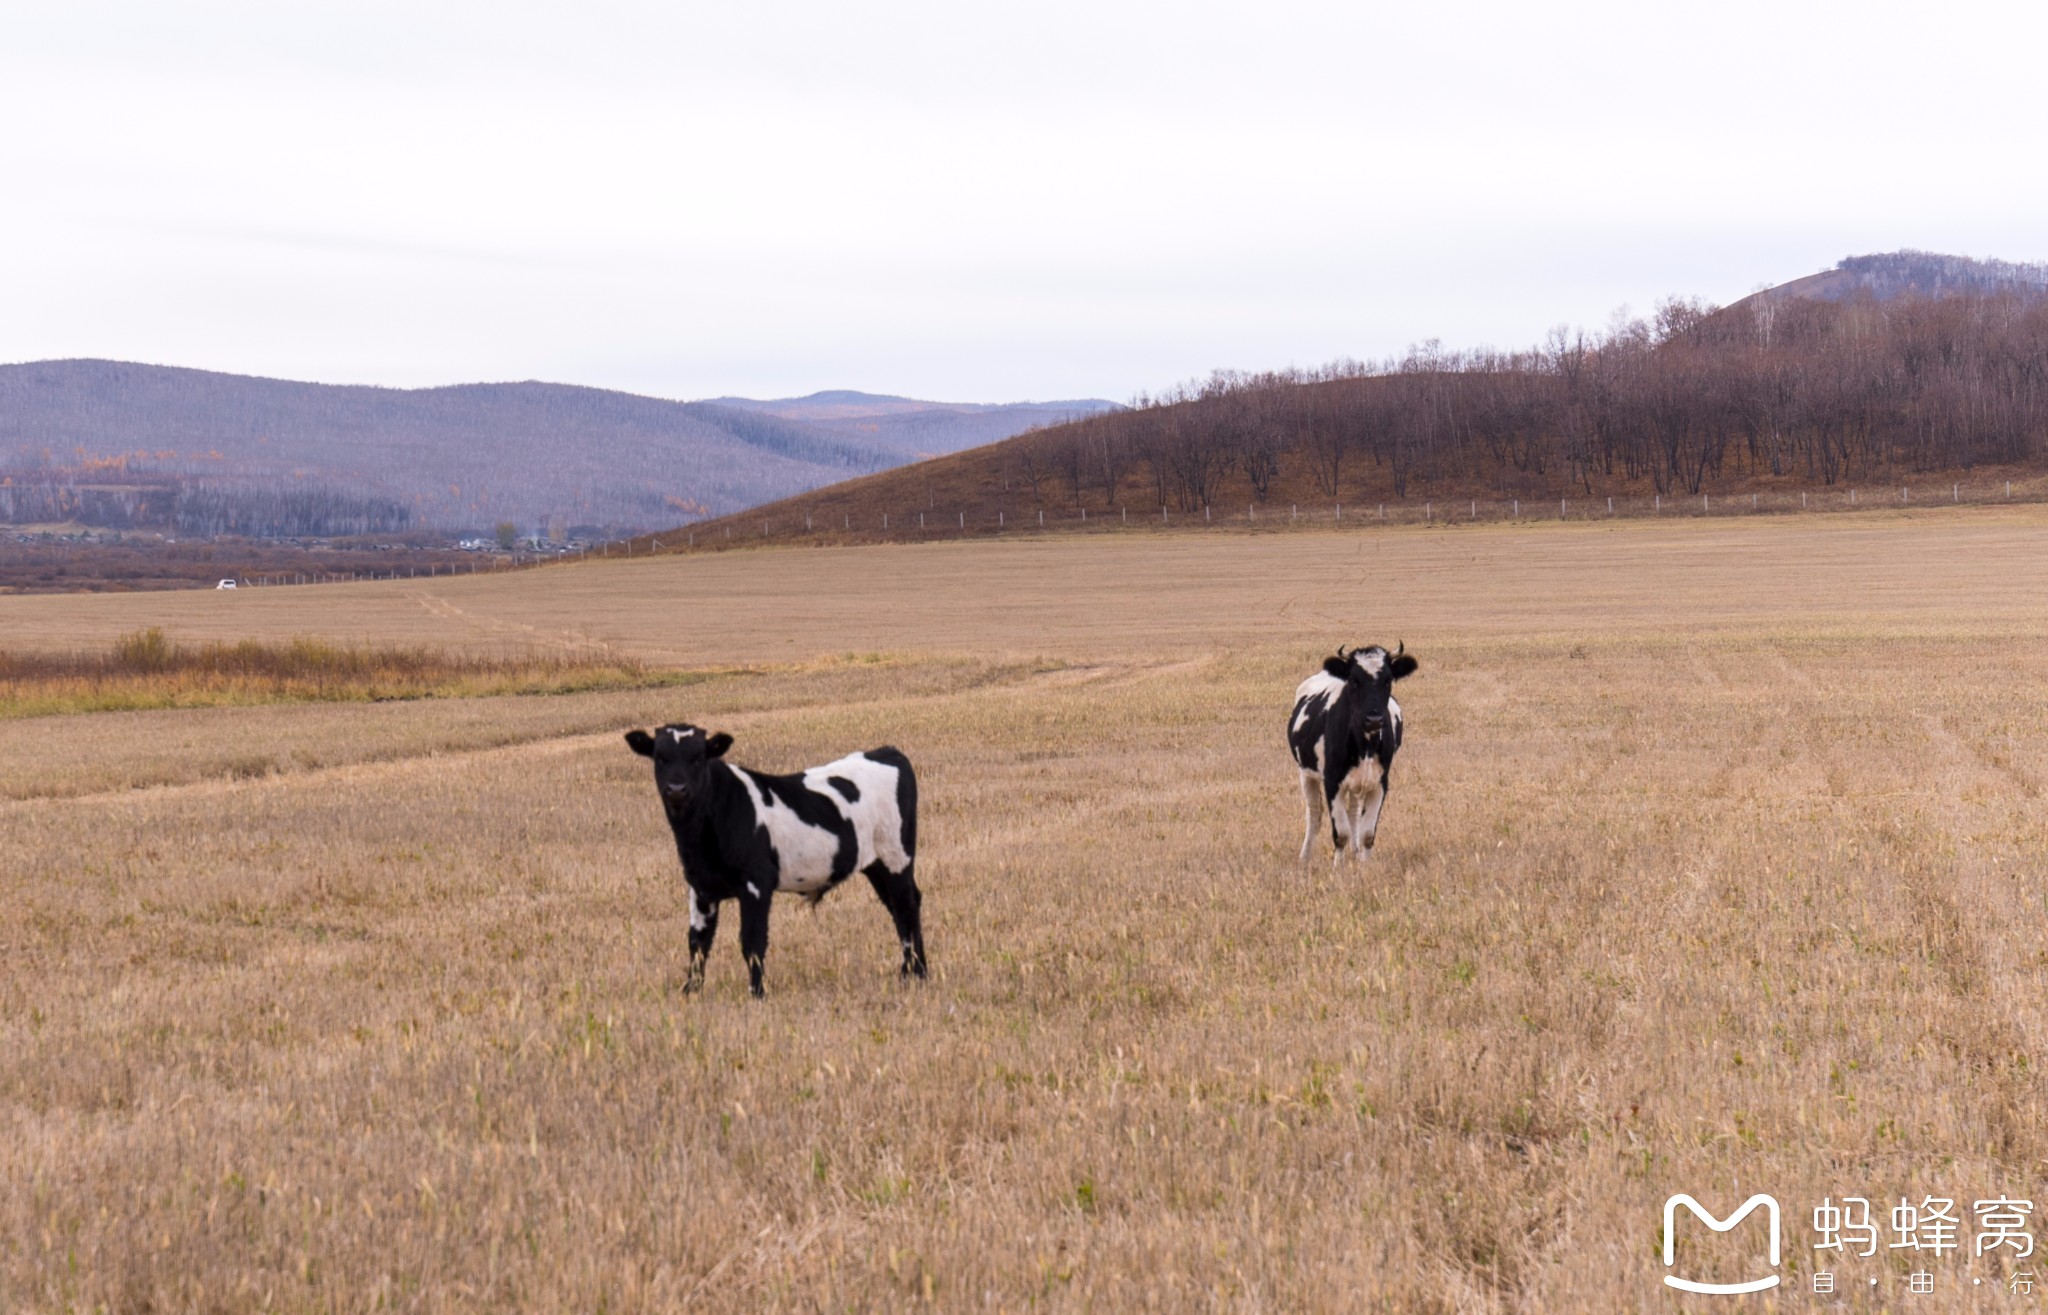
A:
[[681, 977, 704, 996]]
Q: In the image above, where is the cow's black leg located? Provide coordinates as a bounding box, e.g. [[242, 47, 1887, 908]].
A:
[[1326, 779, 1349, 861], [685, 888, 720, 993], [737, 890, 772, 997], [865, 861, 926, 979]]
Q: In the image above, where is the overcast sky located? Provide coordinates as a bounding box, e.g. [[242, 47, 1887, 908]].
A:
[[5, 1, 2046, 402]]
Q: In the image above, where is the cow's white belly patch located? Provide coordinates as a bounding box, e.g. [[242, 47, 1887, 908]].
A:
[[734, 753, 910, 896], [734, 773, 844, 893], [809, 753, 911, 872]]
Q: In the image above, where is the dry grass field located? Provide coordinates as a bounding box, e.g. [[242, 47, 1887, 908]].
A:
[[0, 630, 684, 719], [4, 507, 2048, 1312]]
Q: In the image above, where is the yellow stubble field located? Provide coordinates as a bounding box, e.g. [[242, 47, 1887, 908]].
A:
[[4, 507, 2048, 1312]]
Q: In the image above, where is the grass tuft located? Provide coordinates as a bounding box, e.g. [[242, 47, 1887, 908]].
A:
[[0, 627, 690, 716]]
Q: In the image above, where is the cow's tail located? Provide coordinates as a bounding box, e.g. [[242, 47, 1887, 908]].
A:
[[865, 745, 918, 865]]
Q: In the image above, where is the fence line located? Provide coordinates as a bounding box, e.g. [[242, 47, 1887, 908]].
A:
[[661, 479, 2035, 553], [219, 477, 2043, 586]]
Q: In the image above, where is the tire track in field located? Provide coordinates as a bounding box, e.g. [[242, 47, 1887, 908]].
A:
[[0, 657, 1121, 808], [1886, 711, 2042, 1156], [1020, 656, 1209, 689], [0, 724, 627, 813], [1918, 710, 2040, 812], [1764, 647, 1820, 695], [1934, 716, 2042, 801], [407, 589, 617, 654]]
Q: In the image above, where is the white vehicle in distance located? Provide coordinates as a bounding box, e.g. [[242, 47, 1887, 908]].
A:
[[215, 579, 238, 589]]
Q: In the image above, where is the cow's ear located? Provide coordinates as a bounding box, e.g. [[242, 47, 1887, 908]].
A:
[[1388, 654, 1419, 681], [1322, 657, 1352, 679], [705, 732, 734, 759], [625, 729, 656, 756]]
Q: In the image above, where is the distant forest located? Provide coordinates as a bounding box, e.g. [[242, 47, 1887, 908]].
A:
[[0, 362, 1116, 538], [0, 475, 414, 538], [1010, 282, 2048, 507]]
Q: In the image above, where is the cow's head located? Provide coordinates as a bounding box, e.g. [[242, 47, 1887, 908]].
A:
[[624, 723, 733, 807], [1321, 642, 1419, 734]]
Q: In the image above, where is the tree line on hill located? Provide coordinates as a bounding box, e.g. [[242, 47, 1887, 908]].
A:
[[0, 474, 413, 537], [1832, 250, 2048, 297], [1009, 289, 2048, 507]]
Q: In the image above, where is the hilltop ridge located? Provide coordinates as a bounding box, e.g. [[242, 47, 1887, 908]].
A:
[[706, 390, 1118, 456], [0, 360, 1110, 537], [648, 250, 2048, 551], [1736, 249, 2048, 310]]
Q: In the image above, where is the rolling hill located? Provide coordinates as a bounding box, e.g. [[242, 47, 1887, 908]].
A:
[[641, 250, 2048, 551], [1735, 249, 2048, 310], [709, 390, 1119, 461], [0, 361, 1115, 537]]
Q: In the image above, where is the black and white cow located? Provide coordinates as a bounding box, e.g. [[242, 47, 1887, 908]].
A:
[[625, 724, 924, 997], [1288, 643, 1419, 861]]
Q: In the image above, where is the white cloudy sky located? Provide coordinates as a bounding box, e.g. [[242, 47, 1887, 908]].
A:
[[5, 1, 2045, 402]]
